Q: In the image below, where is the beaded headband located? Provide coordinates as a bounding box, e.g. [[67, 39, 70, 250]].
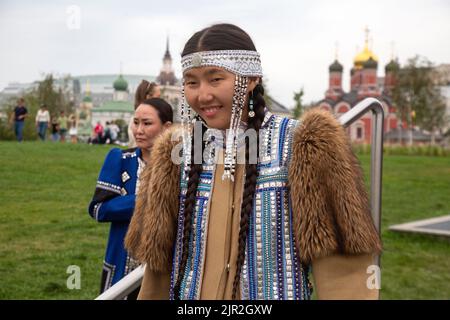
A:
[[180, 49, 262, 180], [181, 50, 263, 77]]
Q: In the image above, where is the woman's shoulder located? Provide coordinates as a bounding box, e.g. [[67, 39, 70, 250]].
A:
[[288, 108, 382, 263], [102, 148, 130, 166], [289, 108, 347, 161], [294, 108, 343, 138], [264, 111, 299, 131], [121, 147, 139, 158], [106, 147, 123, 156], [101, 147, 140, 176], [152, 125, 183, 157], [289, 107, 354, 176]]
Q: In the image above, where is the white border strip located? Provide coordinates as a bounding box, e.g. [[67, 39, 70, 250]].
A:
[[389, 215, 450, 237]]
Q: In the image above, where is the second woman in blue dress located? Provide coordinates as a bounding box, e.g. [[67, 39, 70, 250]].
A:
[[88, 98, 173, 298]]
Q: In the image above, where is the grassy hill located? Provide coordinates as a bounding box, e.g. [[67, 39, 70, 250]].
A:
[[0, 141, 449, 299]]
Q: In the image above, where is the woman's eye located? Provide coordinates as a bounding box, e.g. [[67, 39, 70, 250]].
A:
[[212, 78, 223, 82], [144, 122, 152, 126], [186, 81, 197, 86]]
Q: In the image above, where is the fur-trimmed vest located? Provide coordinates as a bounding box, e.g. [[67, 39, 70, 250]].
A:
[[125, 108, 382, 299]]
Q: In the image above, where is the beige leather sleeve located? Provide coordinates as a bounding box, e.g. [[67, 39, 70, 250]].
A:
[[137, 266, 171, 300], [311, 254, 380, 300]]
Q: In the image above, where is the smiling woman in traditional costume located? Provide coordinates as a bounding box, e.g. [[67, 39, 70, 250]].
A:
[[125, 23, 382, 300]]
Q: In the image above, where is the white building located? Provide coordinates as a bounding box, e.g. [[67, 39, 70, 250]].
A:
[[90, 75, 134, 137]]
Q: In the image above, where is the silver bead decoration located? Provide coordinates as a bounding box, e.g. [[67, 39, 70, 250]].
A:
[[182, 50, 263, 77], [222, 74, 248, 181]]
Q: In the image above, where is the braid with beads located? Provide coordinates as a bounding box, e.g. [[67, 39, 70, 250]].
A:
[[231, 83, 266, 300], [173, 124, 206, 300]]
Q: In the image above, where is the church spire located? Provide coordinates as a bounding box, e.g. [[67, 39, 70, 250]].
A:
[[86, 79, 91, 95], [390, 41, 396, 61], [157, 36, 177, 86], [82, 79, 93, 103], [334, 41, 339, 60], [364, 25, 370, 49], [164, 36, 171, 60]]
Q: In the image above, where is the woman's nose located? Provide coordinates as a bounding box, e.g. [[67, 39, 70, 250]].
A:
[[135, 123, 144, 133], [198, 83, 213, 104]]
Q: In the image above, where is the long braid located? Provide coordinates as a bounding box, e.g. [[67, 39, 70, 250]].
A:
[[232, 83, 266, 300], [173, 124, 205, 300]]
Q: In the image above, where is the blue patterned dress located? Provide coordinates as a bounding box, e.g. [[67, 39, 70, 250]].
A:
[[171, 112, 312, 300], [88, 147, 145, 294]]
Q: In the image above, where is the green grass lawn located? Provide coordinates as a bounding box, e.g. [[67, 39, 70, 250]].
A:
[[0, 141, 449, 299]]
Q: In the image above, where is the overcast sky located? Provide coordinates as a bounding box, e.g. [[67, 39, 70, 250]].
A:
[[1, 0, 449, 107]]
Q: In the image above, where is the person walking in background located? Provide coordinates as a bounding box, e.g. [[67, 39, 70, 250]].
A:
[[88, 98, 173, 299], [68, 114, 78, 144], [58, 111, 68, 143], [11, 98, 28, 142], [35, 104, 50, 141], [50, 115, 59, 141], [128, 81, 161, 147]]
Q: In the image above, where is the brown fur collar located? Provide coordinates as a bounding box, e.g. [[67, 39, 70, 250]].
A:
[[125, 126, 181, 272], [125, 109, 382, 271], [289, 108, 382, 264]]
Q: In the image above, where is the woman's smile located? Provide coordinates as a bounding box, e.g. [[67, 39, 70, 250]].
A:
[[199, 105, 223, 118]]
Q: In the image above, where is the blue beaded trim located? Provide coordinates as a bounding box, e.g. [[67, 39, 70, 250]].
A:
[[171, 114, 310, 300]]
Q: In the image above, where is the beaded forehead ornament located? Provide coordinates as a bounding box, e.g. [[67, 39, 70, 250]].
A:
[[180, 50, 263, 180]]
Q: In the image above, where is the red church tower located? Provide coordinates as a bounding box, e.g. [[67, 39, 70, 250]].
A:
[[318, 28, 402, 144]]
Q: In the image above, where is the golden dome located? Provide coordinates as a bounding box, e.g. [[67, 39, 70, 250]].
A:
[[353, 27, 378, 69], [354, 44, 378, 68]]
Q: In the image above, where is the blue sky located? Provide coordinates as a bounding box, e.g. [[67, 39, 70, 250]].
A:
[[1, 0, 449, 107]]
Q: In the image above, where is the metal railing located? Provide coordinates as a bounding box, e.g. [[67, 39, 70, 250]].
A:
[[95, 97, 384, 300], [339, 97, 384, 235], [340, 97, 384, 270], [95, 265, 145, 300]]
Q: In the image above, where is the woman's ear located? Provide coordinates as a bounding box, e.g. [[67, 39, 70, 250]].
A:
[[247, 77, 260, 93], [163, 121, 173, 130]]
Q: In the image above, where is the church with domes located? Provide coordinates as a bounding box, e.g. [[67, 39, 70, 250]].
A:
[[90, 73, 135, 132], [317, 29, 402, 144]]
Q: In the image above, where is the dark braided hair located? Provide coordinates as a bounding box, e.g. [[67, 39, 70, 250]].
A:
[[172, 129, 205, 299], [175, 23, 267, 300], [231, 83, 266, 300]]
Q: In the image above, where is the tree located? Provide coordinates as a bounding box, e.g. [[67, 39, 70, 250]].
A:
[[293, 87, 304, 119], [420, 88, 447, 145], [391, 56, 447, 145], [36, 74, 74, 117]]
